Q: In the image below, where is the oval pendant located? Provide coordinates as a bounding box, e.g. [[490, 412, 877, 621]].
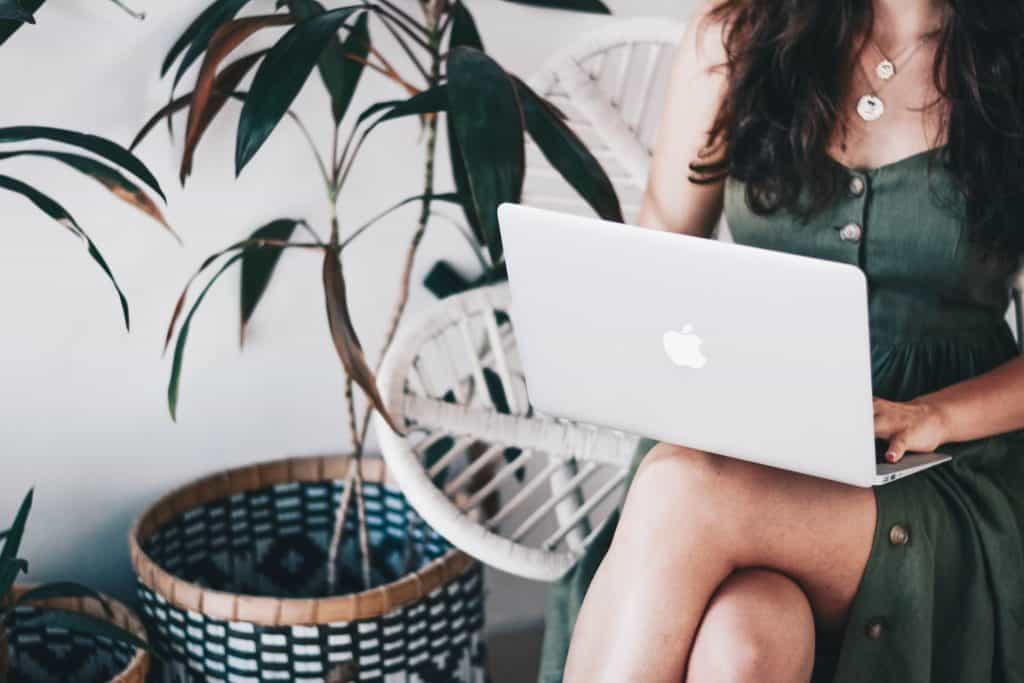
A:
[[857, 94, 885, 122], [875, 59, 895, 80]]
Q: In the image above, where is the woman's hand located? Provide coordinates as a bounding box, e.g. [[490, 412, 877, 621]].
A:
[[873, 397, 951, 463]]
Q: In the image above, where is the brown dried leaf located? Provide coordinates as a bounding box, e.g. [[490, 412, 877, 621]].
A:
[[321, 243, 403, 434], [180, 15, 294, 182]]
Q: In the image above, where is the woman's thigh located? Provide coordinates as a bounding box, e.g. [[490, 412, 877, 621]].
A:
[[624, 443, 878, 629], [687, 568, 816, 682]]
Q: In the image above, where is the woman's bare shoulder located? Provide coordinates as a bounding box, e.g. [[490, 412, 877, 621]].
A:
[[682, 0, 730, 77], [638, 1, 731, 236]]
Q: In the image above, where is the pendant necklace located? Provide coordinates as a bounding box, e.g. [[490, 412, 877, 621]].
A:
[[856, 36, 927, 122]]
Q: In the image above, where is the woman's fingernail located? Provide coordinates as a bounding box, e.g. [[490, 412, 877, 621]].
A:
[[886, 452, 897, 463]]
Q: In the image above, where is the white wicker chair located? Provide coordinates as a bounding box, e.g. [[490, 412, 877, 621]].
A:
[[374, 19, 686, 582]]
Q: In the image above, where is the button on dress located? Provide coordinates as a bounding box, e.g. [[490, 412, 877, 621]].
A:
[[537, 148, 1024, 683]]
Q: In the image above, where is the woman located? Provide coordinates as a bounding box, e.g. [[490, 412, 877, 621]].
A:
[[539, 0, 1024, 681]]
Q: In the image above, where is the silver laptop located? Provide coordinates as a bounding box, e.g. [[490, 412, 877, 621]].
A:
[[497, 202, 951, 488]]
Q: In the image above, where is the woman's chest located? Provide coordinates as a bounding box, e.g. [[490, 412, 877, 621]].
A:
[[722, 159, 1015, 303]]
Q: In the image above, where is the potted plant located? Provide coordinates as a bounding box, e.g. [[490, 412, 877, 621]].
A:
[[127, 0, 620, 679], [1, 491, 152, 683]]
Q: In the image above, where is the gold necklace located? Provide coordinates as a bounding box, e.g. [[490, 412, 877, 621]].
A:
[[856, 37, 927, 122]]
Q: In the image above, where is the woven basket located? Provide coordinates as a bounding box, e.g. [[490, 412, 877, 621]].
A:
[[129, 454, 488, 682], [4, 585, 149, 683]]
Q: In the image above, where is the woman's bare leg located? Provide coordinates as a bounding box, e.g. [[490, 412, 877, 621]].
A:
[[686, 569, 815, 682], [563, 443, 876, 682]]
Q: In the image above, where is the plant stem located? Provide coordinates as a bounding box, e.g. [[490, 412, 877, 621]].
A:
[[372, 0, 432, 40], [357, 4, 445, 445], [374, 8, 432, 52], [327, 465, 357, 592], [374, 11, 431, 82], [107, 0, 146, 20], [287, 111, 333, 197]]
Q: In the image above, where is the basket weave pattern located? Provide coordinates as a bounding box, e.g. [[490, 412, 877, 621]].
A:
[[5, 586, 149, 683], [130, 455, 487, 682]]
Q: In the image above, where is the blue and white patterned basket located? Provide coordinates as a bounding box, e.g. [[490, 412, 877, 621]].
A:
[[4, 586, 150, 683], [129, 455, 488, 683]]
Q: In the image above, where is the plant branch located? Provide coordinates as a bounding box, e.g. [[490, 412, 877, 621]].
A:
[[373, 6, 432, 53], [286, 111, 332, 195], [296, 219, 323, 245], [107, 0, 146, 20], [371, 0, 431, 40], [373, 11, 431, 81], [339, 194, 432, 251], [429, 209, 489, 270], [327, 465, 357, 592], [357, 10, 444, 445], [348, 52, 420, 96], [346, 376, 364, 456]]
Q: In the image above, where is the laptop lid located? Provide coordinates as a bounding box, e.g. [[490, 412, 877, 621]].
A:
[[497, 202, 878, 488]]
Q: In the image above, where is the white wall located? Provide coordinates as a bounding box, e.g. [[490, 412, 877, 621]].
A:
[[0, 0, 692, 630]]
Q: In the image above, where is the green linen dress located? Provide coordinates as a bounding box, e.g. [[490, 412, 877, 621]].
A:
[[537, 148, 1024, 682]]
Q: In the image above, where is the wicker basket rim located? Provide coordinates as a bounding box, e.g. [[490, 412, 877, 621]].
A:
[[128, 453, 477, 627], [9, 583, 150, 683]]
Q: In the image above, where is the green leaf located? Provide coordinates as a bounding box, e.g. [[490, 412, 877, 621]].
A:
[[446, 47, 525, 265], [322, 242, 402, 434], [240, 218, 299, 345], [0, 126, 165, 202], [447, 117, 483, 244], [512, 77, 623, 222], [0, 0, 36, 22], [501, 0, 610, 13], [356, 85, 447, 135], [235, 6, 360, 174], [167, 252, 244, 420], [0, 489, 31, 564], [0, 0, 42, 46], [423, 435, 455, 488], [449, 1, 482, 50], [164, 0, 252, 88], [0, 558, 29, 600], [32, 609, 155, 658], [15, 582, 112, 616], [0, 175, 130, 329], [163, 231, 315, 354], [0, 149, 177, 241], [448, 0, 479, 50], [423, 260, 471, 299], [286, 1, 370, 124]]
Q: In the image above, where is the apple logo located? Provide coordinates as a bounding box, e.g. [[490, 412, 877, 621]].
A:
[[663, 324, 707, 369]]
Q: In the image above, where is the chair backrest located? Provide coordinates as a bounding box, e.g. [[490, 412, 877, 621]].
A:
[[524, 18, 686, 223]]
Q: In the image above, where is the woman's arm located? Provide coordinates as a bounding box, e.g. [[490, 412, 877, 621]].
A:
[[876, 355, 1024, 461], [636, 3, 728, 237]]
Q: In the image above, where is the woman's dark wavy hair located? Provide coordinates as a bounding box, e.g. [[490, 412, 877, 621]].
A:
[[690, 0, 1024, 254]]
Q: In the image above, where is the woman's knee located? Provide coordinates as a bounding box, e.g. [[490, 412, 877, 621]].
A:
[[687, 569, 815, 683], [633, 442, 724, 495], [624, 443, 752, 530]]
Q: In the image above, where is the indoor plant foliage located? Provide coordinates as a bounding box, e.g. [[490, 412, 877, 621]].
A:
[[1, 491, 152, 683], [133, 0, 622, 595], [0, 5, 170, 328]]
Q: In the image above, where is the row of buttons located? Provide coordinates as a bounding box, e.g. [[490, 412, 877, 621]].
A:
[[840, 174, 867, 244], [865, 524, 911, 640]]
